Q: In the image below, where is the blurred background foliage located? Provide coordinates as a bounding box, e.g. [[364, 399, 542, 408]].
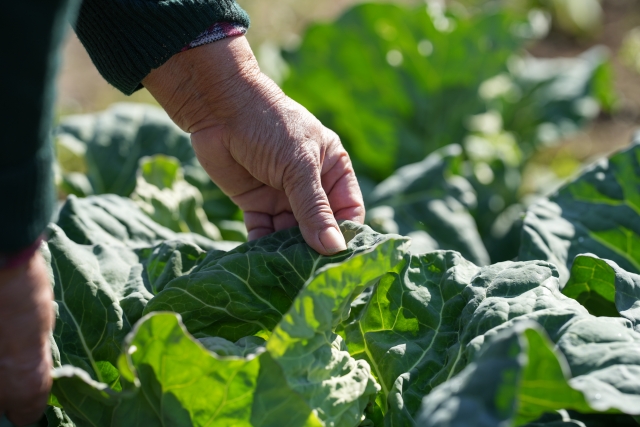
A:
[[55, 0, 640, 263]]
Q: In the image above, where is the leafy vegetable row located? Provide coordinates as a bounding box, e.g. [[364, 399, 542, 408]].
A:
[[44, 130, 640, 427], [45, 208, 640, 426]]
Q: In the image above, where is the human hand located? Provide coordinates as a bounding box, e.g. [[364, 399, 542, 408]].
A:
[[142, 36, 364, 255], [0, 253, 53, 426]]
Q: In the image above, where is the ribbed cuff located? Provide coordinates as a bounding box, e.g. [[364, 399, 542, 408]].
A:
[[181, 21, 247, 52], [73, 0, 250, 95]]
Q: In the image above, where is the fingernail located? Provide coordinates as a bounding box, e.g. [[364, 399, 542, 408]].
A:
[[319, 227, 347, 254]]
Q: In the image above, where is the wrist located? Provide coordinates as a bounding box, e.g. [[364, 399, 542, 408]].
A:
[[143, 36, 275, 135]]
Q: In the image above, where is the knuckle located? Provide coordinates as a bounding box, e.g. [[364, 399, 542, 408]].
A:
[[324, 128, 342, 145], [295, 148, 320, 170], [282, 149, 320, 186]]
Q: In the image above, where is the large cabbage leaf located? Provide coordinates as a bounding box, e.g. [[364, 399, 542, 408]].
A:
[[414, 321, 637, 427], [48, 222, 410, 426], [341, 249, 640, 426], [416, 323, 593, 426], [563, 253, 640, 329], [519, 134, 640, 283], [366, 144, 489, 265], [44, 224, 151, 378], [57, 194, 235, 252], [50, 314, 262, 427], [143, 222, 407, 341]]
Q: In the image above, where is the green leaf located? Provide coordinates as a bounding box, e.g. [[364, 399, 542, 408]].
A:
[[563, 254, 619, 317], [135, 240, 210, 294], [57, 194, 235, 252], [56, 103, 241, 222], [341, 251, 479, 424], [51, 314, 261, 427], [131, 155, 222, 241], [282, 3, 526, 181], [515, 327, 593, 425], [454, 266, 640, 420], [51, 366, 124, 427], [519, 135, 640, 284], [251, 352, 324, 427], [44, 224, 147, 382], [340, 252, 572, 424], [564, 254, 640, 329], [118, 313, 261, 426], [366, 145, 490, 265], [144, 222, 408, 341], [415, 323, 593, 426], [262, 223, 408, 426], [416, 301, 640, 426], [341, 248, 640, 425], [45, 222, 242, 425]]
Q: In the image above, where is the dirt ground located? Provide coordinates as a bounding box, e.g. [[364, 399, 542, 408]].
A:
[[55, 0, 639, 161]]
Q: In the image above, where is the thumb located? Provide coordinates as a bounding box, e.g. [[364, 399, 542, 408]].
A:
[[285, 167, 347, 255]]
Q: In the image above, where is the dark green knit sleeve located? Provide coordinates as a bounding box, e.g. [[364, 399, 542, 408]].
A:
[[0, 0, 80, 255], [73, 0, 250, 95]]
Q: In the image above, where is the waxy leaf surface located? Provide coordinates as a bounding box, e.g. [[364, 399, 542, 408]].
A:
[[341, 249, 640, 425], [367, 145, 489, 265], [49, 222, 410, 427], [519, 135, 640, 284]]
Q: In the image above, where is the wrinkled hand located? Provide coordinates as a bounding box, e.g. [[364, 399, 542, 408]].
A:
[[143, 36, 364, 255], [0, 253, 53, 426]]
